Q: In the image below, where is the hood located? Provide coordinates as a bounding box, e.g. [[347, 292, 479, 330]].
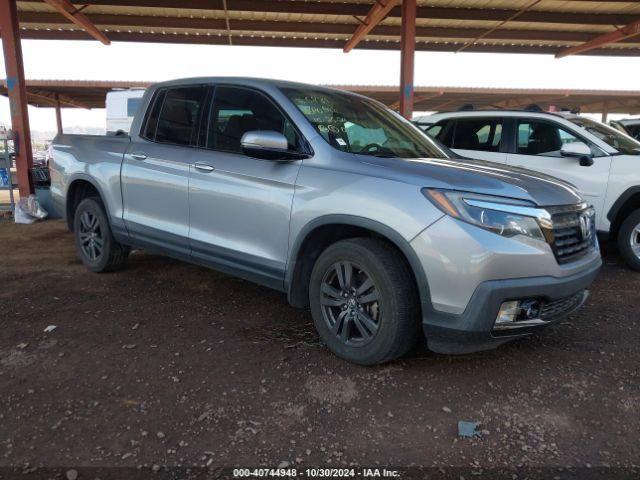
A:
[[361, 156, 583, 207]]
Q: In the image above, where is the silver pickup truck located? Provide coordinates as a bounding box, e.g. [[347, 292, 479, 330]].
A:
[[50, 78, 601, 365]]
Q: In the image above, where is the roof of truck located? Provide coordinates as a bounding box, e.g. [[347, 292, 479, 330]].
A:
[[150, 77, 356, 94]]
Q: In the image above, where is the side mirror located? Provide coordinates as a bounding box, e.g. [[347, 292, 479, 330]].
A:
[[561, 142, 593, 167], [240, 131, 308, 161]]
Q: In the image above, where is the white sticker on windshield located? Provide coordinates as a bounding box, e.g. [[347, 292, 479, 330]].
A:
[[336, 138, 347, 146]]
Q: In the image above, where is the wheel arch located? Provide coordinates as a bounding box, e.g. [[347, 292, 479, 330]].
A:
[[607, 186, 640, 240], [65, 175, 109, 232], [286, 215, 431, 312]]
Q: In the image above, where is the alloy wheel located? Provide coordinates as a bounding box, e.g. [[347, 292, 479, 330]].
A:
[[319, 261, 381, 346], [630, 222, 640, 259], [78, 211, 103, 261]]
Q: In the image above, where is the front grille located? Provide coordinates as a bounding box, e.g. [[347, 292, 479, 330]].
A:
[[539, 291, 586, 320], [548, 205, 595, 264]]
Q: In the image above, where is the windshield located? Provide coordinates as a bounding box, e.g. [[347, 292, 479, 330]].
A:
[[569, 117, 640, 155], [282, 87, 448, 159]]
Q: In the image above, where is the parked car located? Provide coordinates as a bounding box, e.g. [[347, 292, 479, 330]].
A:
[[610, 118, 640, 140], [415, 109, 640, 271], [50, 78, 601, 364]]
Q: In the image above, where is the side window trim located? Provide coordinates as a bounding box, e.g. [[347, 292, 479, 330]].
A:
[[196, 85, 215, 149], [439, 119, 455, 147], [202, 83, 310, 156], [502, 117, 516, 154], [496, 117, 509, 153], [140, 88, 166, 142]]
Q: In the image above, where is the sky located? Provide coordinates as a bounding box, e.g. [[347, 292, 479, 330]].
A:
[[1, 39, 640, 131]]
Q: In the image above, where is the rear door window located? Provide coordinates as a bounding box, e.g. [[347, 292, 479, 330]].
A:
[[452, 118, 502, 152], [151, 86, 208, 146]]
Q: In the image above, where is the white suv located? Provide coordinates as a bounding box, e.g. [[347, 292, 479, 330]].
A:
[[415, 110, 640, 270]]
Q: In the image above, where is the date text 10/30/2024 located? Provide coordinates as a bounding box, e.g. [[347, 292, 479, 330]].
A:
[[233, 468, 401, 478]]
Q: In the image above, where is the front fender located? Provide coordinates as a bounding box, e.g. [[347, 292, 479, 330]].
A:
[[285, 214, 433, 312]]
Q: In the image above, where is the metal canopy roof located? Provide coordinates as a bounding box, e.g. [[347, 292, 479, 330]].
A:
[[7, 0, 640, 56], [2, 79, 639, 114], [0, 79, 150, 108], [349, 85, 640, 114]]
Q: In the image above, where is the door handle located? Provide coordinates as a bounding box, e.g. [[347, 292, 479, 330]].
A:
[[130, 152, 147, 161], [194, 162, 215, 172]]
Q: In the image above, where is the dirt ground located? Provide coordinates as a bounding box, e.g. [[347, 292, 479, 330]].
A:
[[0, 219, 638, 477]]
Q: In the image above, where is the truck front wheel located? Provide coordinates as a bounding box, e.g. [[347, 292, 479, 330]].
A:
[[308, 238, 420, 365], [617, 208, 640, 271], [73, 197, 129, 273]]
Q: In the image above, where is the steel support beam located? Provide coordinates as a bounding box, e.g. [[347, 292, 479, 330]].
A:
[[55, 95, 63, 134], [0, 0, 34, 196], [43, 0, 111, 44], [28, 88, 91, 109], [344, 0, 400, 53], [399, 0, 416, 119], [556, 19, 640, 58]]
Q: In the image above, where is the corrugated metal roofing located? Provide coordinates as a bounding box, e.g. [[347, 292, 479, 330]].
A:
[[2, 79, 639, 114], [10, 0, 640, 56]]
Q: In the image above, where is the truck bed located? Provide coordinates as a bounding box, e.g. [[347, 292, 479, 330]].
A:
[[49, 133, 132, 226]]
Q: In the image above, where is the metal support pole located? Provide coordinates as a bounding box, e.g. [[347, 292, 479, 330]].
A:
[[55, 94, 63, 134], [0, 0, 35, 196], [601, 104, 609, 123], [399, 0, 416, 119]]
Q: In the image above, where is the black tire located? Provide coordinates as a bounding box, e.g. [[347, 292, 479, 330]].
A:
[[73, 197, 129, 273], [309, 238, 420, 365], [617, 209, 640, 271]]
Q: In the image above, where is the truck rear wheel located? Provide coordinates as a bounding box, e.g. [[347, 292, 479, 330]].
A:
[[617, 209, 640, 271], [308, 238, 420, 365], [73, 197, 129, 273]]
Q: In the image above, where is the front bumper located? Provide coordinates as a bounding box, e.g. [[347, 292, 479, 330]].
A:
[[410, 215, 602, 354], [422, 259, 601, 354]]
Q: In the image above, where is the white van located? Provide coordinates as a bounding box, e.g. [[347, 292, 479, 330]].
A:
[[106, 89, 146, 135]]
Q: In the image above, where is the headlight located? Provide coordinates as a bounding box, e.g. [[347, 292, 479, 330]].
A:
[[423, 188, 550, 242]]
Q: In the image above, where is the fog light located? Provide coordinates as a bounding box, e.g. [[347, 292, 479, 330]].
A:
[[496, 300, 520, 324], [520, 299, 541, 319]]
